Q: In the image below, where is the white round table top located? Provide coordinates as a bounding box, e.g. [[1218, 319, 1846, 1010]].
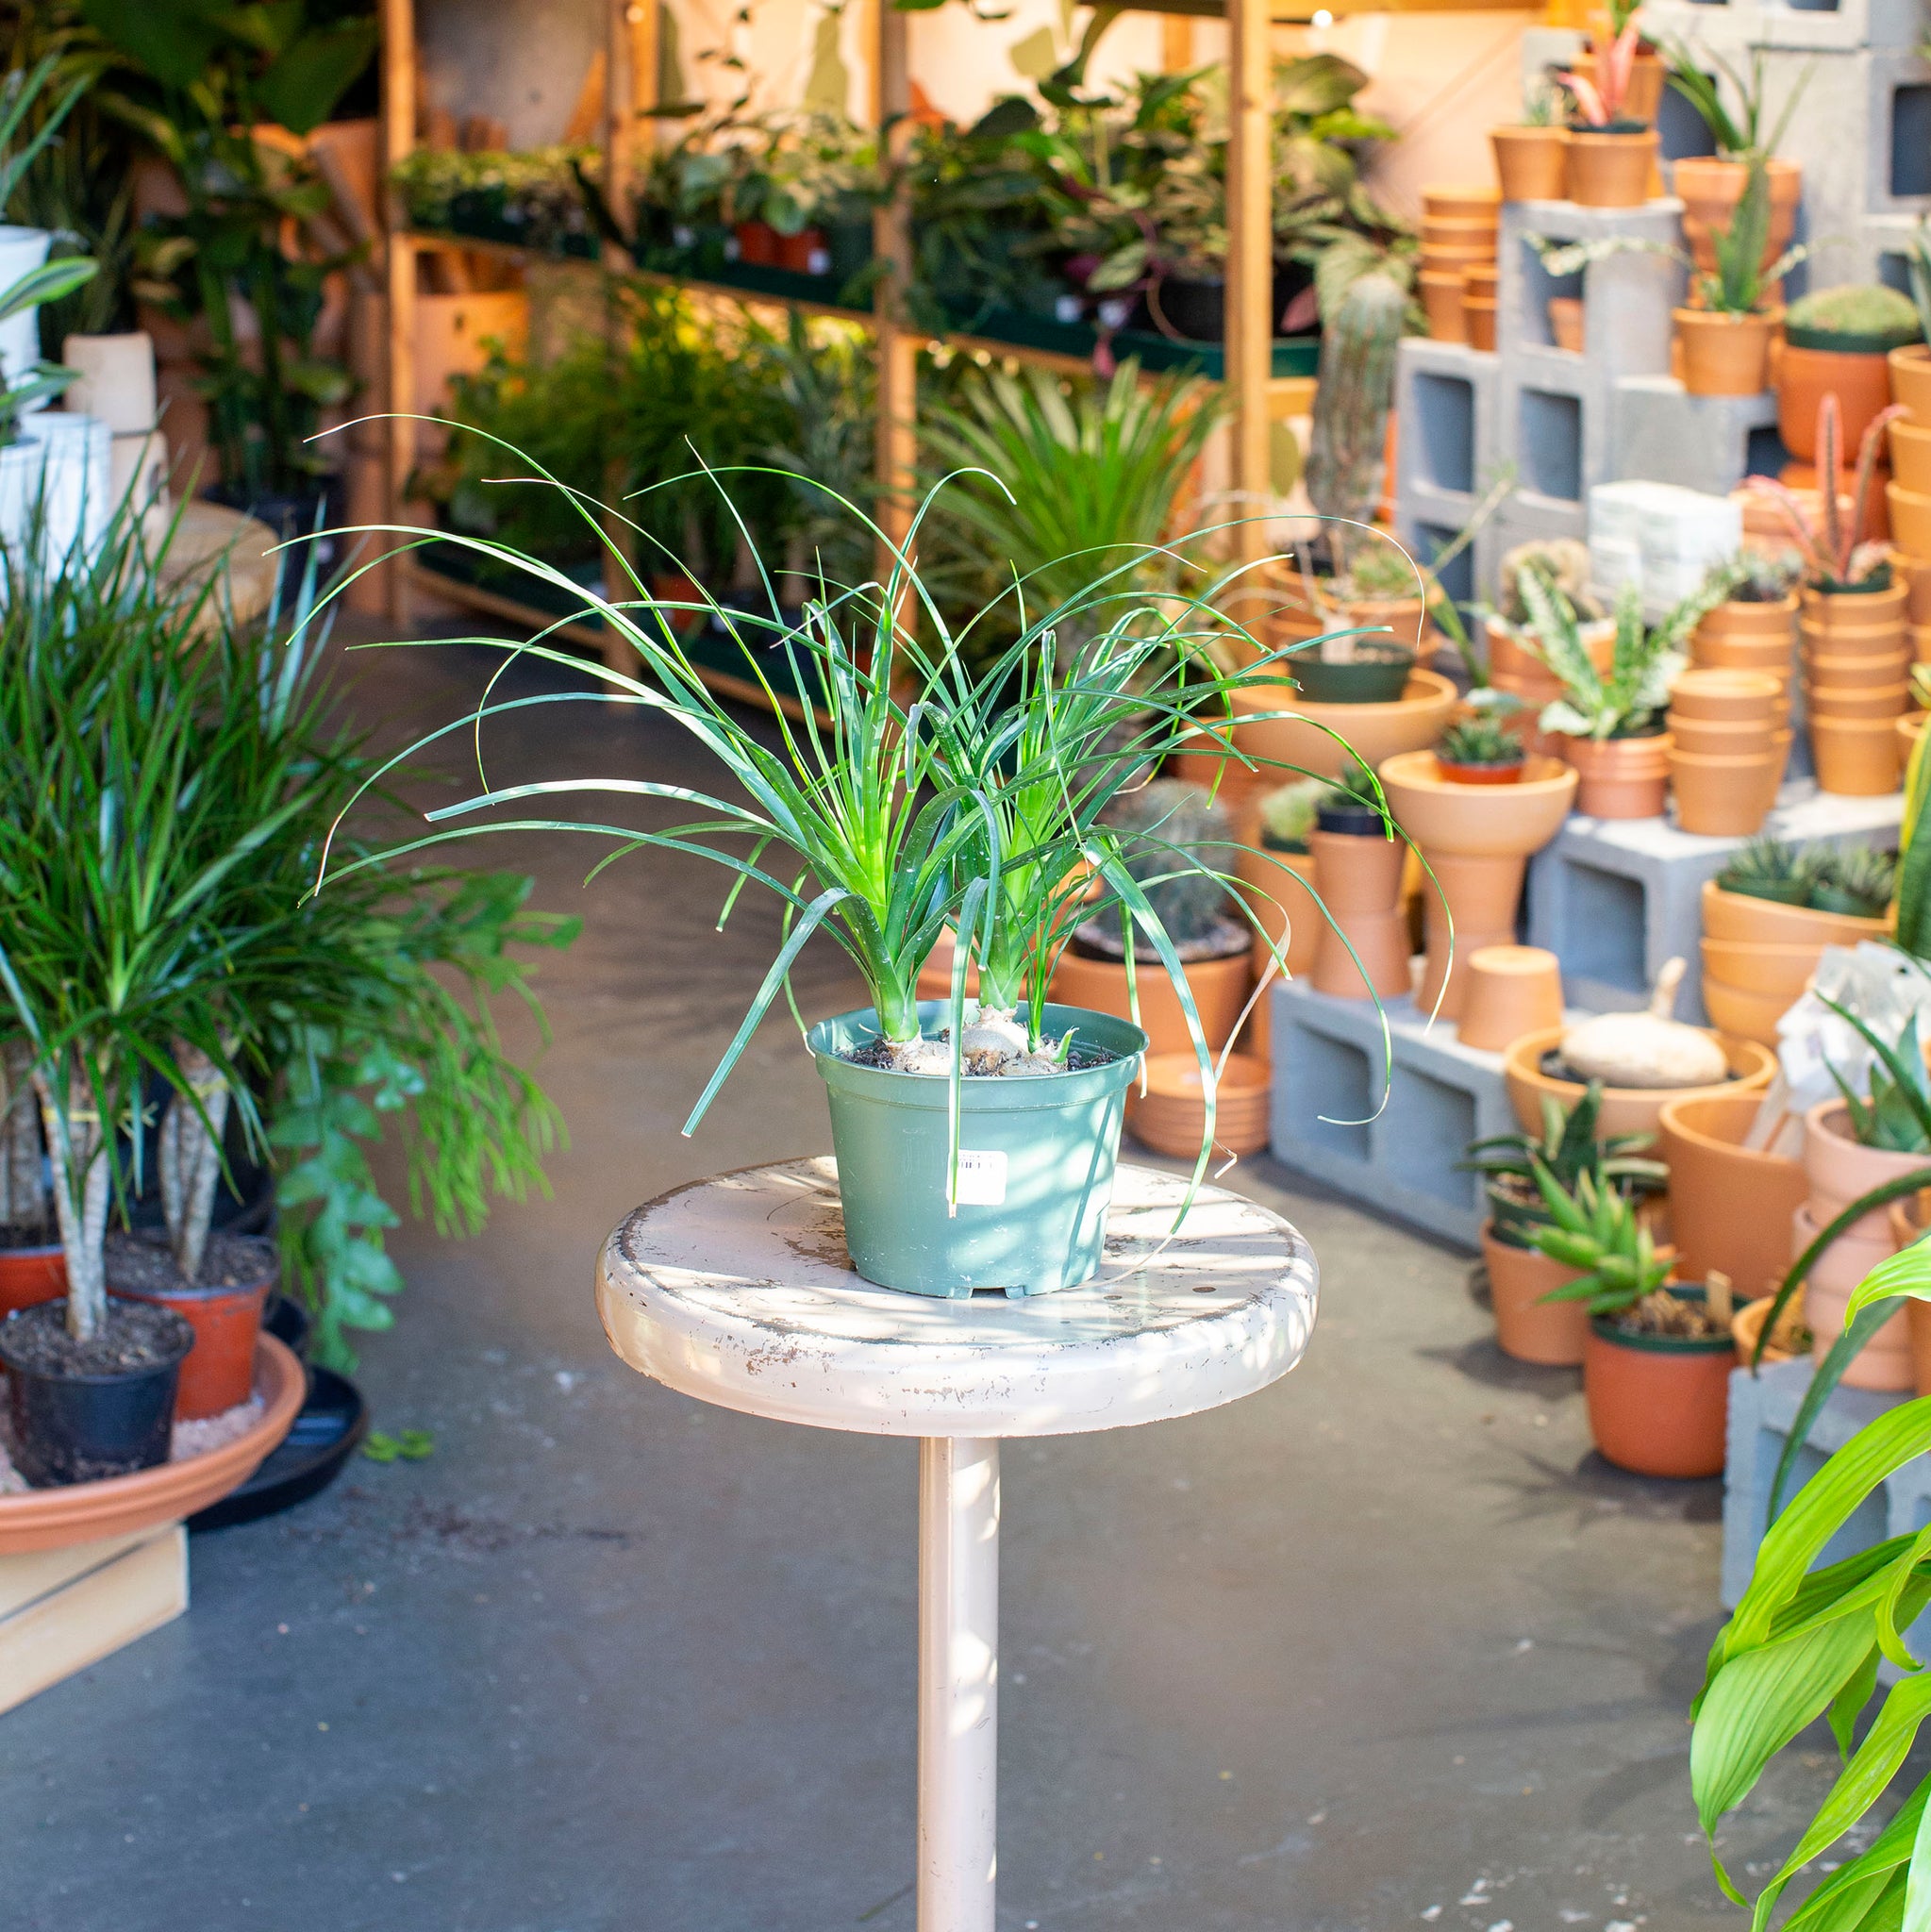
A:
[[595, 1158, 1319, 1439]]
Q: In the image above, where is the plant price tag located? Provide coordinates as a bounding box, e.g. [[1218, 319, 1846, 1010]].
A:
[[952, 1149, 1008, 1207]]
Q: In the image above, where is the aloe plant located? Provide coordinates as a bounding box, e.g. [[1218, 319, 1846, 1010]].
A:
[[1462, 1081, 1665, 1244], [1525, 1161, 1672, 1311]]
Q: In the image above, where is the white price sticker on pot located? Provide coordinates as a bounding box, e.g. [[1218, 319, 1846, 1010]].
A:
[[952, 1149, 1008, 1206]]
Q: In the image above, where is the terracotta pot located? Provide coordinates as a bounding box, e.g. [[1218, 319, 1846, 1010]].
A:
[[1914, 621, 1931, 663], [1420, 242, 1498, 274], [1804, 648, 1910, 686], [1659, 1093, 1807, 1299], [1420, 270, 1465, 343], [1556, 731, 1672, 818], [110, 1252, 274, 1421], [1049, 945, 1253, 1056], [1811, 715, 1903, 794], [1673, 156, 1801, 271], [1423, 184, 1502, 220], [1733, 1292, 1809, 1366], [1378, 750, 1577, 1015], [1889, 480, 1931, 560], [1676, 308, 1775, 396], [1566, 130, 1658, 208], [1585, 1311, 1733, 1478], [733, 219, 780, 265], [1669, 667, 1783, 719], [1703, 976, 1800, 1045], [1700, 877, 1890, 948], [1891, 342, 1931, 419], [1237, 841, 1319, 1057], [1669, 738, 1787, 836], [1504, 1025, 1775, 1139], [1548, 297, 1585, 354], [1459, 944, 1564, 1053], [1794, 1203, 1915, 1391], [1891, 1200, 1931, 1396], [1308, 827, 1412, 1001], [1490, 125, 1570, 202], [1699, 934, 1823, 997], [0, 1241, 65, 1319], [1890, 417, 1931, 492], [1900, 711, 1928, 762], [0, 1335, 304, 1556], [1126, 1053, 1271, 1158], [1779, 343, 1898, 460], [1423, 215, 1499, 246], [1803, 577, 1908, 633], [1906, 554, 1931, 623], [915, 926, 982, 1002], [774, 225, 824, 274], [1227, 666, 1458, 782], [1623, 43, 1665, 121], [1803, 1101, 1930, 1243], [1480, 1225, 1590, 1364], [1809, 681, 1910, 719], [1696, 595, 1799, 646], [1464, 296, 1497, 353], [1666, 711, 1774, 753], [1322, 593, 1434, 654]]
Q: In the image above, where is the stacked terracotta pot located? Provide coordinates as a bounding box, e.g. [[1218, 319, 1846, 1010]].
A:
[[1126, 1055, 1272, 1158], [1690, 587, 1798, 696], [1666, 668, 1789, 835], [1419, 186, 1500, 348], [1696, 876, 1889, 1046], [1802, 577, 1910, 794], [1890, 356, 1931, 699]]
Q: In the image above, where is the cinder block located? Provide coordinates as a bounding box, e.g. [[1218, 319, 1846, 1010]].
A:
[[1612, 379, 1784, 499], [1525, 783, 1905, 1022], [1268, 978, 1516, 1249], [1500, 199, 1684, 382], [1642, 0, 1927, 56], [1396, 338, 1497, 501]]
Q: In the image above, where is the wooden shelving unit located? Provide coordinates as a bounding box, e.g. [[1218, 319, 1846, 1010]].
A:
[[378, 0, 1295, 675]]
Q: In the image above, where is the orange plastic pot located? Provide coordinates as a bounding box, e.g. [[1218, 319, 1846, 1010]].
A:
[[1556, 731, 1672, 818], [1490, 125, 1569, 202], [0, 1241, 65, 1318], [1676, 308, 1775, 396], [1481, 1224, 1589, 1365], [1566, 129, 1657, 208], [1659, 1093, 1807, 1298], [1779, 344, 1898, 459], [111, 1254, 276, 1421], [1584, 1312, 1733, 1478]]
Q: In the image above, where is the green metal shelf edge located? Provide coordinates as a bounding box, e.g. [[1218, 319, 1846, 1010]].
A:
[[400, 229, 1318, 380]]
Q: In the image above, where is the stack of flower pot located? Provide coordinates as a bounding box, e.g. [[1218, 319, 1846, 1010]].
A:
[[1666, 668, 1789, 836], [1690, 584, 1798, 696], [1418, 185, 1499, 347], [1126, 1055, 1272, 1158], [1697, 875, 1889, 1046], [1308, 788, 1412, 1001], [1889, 345, 1931, 674], [1659, 1092, 1806, 1303], [1802, 576, 1910, 795]]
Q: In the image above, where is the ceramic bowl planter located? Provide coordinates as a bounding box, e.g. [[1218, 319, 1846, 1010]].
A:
[[1556, 730, 1672, 818], [0, 1299, 195, 1486], [1491, 125, 1570, 201], [1480, 1224, 1590, 1365], [1657, 1093, 1807, 1300], [1227, 666, 1457, 782], [807, 1001, 1148, 1298], [1566, 129, 1657, 208], [1308, 799, 1412, 1002], [1504, 1026, 1775, 1139], [1675, 308, 1776, 396], [1378, 750, 1577, 1017], [1584, 1291, 1734, 1479]]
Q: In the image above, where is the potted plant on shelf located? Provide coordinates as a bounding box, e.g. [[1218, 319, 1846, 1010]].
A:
[[1465, 1082, 1666, 1365], [1748, 393, 1911, 793], [1484, 537, 1611, 745], [1490, 80, 1569, 205], [1556, 21, 1656, 209], [1308, 539, 1435, 681], [1308, 758, 1414, 1002], [1379, 715, 1577, 1017], [1660, 40, 1806, 281], [1432, 708, 1526, 783], [1689, 547, 1801, 676], [1521, 569, 1685, 818], [1776, 283, 1923, 462], [1235, 778, 1325, 1056], [1532, 1170, 1734, 1478]]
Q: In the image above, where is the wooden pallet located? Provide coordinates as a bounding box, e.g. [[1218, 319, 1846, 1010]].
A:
[[0, 1524, 187, 1717]]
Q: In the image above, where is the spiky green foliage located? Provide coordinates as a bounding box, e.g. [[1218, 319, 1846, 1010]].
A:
[[1811, 844, 1897, 918], [1661, 40, 1810, 157], [1526, 1164, 1672, 1312], [1436, 712, 1523, 767], [1519, 569, 1688, 741], [1305, 271, 1409, 548], [1717, 834, 1824, 906], [1463, 1081, 1666, 1244]]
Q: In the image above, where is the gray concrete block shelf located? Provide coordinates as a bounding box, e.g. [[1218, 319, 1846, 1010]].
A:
[[1613, 380, 1783, 500]]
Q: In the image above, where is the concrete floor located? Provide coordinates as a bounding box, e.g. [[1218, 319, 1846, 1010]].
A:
[[1, 625, 1847, 1931]]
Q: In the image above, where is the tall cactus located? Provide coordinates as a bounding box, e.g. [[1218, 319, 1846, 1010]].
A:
[[1304, 269, 1408, 556]]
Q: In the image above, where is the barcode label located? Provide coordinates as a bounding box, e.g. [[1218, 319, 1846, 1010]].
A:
[[953, 1149, 1008, 1206]]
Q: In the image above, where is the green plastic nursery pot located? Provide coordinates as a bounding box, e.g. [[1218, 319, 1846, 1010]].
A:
[[807, 1001, 1148, 1299]]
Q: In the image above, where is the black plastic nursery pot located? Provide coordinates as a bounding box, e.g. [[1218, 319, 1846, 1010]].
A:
[[1314, 796, 1389, 838], [807, 1000, 1148, 1299], [0, 1299, 193, 1488], [1291, 649, 1415, 705]]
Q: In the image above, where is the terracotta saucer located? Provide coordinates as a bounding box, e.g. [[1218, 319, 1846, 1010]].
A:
[[0, 1335, 306, 1555]]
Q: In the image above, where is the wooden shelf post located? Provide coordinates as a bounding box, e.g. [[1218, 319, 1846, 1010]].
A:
[[874, 0, 917, 578], [1224, 0, 1273, 572]]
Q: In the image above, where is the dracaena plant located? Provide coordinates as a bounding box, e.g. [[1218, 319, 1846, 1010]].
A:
[[1557, 19, 1649, 130], [1749, 393, 1906, 592], [321, 429, 1391, 1182], [1692, 1236, 1931, 1931]]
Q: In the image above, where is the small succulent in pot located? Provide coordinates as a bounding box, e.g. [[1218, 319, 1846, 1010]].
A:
[[1706, 545, 1802, 605], [1527, 1163, 1675, 1311], [1462, 1080, 1666, 1248], [1434, 708, 1526, 783], [1716, 833, 1828, 907], [1315, 756, 1391, 835], [1809, 844, 1898, 919]]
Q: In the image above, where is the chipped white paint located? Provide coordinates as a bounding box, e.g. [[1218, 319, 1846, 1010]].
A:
[[595, 1158, 1317, 1932], [595, 1158, 1319, 1439]]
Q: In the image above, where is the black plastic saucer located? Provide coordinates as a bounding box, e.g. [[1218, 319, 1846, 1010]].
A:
[[188, 1366, 367, 1533]]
